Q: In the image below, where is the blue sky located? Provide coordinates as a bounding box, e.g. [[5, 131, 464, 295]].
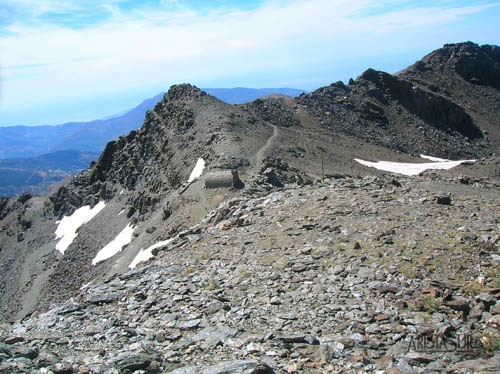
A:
[[0, 0, 499, 126]]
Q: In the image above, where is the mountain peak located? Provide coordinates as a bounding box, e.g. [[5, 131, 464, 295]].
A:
[[164, 84, 206, 102], [443, 40, 479, 50], [358, 68, 393, 85], [413, 42, 500, 88]]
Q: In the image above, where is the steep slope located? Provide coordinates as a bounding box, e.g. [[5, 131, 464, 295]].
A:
[[0, 85, 277, 320], [295, 71, 489, 159], [398, 42, 500, 153], [0, 89, 306, 198], [48, 85, 273, 216]]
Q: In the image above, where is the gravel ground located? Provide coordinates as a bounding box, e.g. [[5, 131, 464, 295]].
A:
[[1, 172, 499, 373]]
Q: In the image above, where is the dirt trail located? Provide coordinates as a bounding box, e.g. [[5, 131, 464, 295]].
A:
[[254, 122, 279, 171]]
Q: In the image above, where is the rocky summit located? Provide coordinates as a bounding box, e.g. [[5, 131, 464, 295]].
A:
[[0, 42, 500, 373]]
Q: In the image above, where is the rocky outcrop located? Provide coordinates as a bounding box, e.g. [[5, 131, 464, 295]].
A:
[[0, 198, 10, 221], [242, 96, 300, 128], [0, 84, 279, 321], [411, 42, 500, 89], [398, 42, 500, 154], [248, 157, 312, 192], [359, 69, 481, 139], [45, 85, 249, 218], [297, 68, 488, 158]]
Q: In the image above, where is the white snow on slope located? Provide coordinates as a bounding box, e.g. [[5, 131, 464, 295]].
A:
[[129, 238, 174, 269], [420, 154, 450, 162], [54, 201, 106, 255], [92, 223, 135, 265], [80, 280, 95, 290], [188, 158, 205, 183], [354, 156, 475, 176]]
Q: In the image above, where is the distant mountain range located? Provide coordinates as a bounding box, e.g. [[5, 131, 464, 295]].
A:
[[0, 96, 161, 160], [0, 88, 306, 196], [0, 150, 100, 197]]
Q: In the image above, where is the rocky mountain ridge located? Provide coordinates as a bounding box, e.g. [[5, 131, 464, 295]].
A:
[[398, 42, 500, 153], [0, 88, 306, 161], [0, 41, 499, 373], [0, 88, 306, 197]]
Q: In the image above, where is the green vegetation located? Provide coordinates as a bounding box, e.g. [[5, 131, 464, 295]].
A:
[[462, 280, 487, 297], [481, 332, 500, 352], [204, 281, 218, 291]]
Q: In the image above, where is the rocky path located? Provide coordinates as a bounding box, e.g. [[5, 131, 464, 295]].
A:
[[1, 174, 500, 373], [255, 123, 279, 171]]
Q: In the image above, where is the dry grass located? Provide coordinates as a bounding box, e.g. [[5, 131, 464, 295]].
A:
[[481, 332, 500, 352], [462, 280, 487, 297]]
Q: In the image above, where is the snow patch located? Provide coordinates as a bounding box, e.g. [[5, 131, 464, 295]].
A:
[[92, 223, 135, 265], [54, 201, 106, 255], [129, 238, 174, 269], [188, 158, 205, 183], [420, 154, 450, 162], [354, 156, 475, 176], [80, 280, 95, 290]]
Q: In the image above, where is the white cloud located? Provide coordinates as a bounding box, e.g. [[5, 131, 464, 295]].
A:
[[0, 0, 498, 124]]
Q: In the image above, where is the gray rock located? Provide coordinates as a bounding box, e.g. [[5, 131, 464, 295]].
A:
[[52, 299, 84, 315], [192, 326, 237, 342], [276, 334, 308, 344], [405, 352, 434, 364], [119, 263, 160, 281], [170, 360, 274, 374], [332, 265, 344, 275], [176, 319, 201, 330], [444, 298, 470, 312], [187, 234, 201, 243], [13, 346, 38, 360], [85, 291, 122, 304], [12, 356, 35, 368], [37, 351, 59, 367], [37, 311, 59, 329], [3, 336, 24, 344], [435, 192, 452, 205], [51, 363, 74, 374], [0, 343, 12, 360], [113, 353, 152, 371]]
